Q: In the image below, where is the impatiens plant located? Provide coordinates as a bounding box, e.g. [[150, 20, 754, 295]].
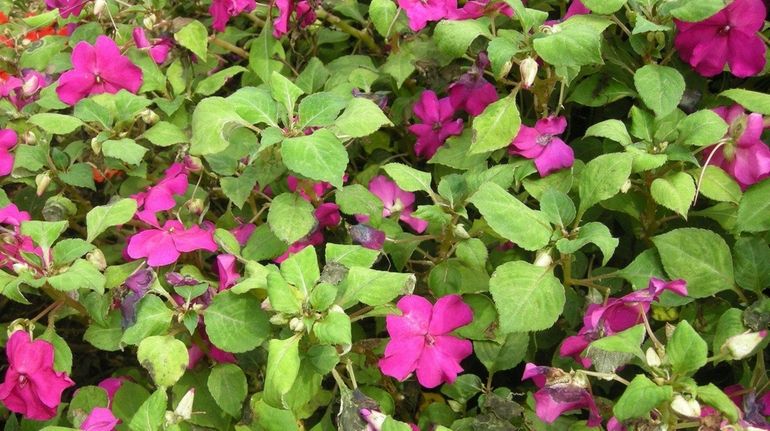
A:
[[0, 0, 769, 429]]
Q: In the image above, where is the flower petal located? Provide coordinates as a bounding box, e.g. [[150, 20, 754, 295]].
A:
[[428, 294, 473, 335]]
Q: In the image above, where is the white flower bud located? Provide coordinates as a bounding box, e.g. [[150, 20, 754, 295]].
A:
[[453, 224, 470, 240], [86, 249, 107, 271], [645, 347, 661, 367], [533, 249, 553, 268], [23, 131, 36, 145], [35, 172, 52, 196], [269, 313, 288, 325], [721, 330, 767, 360], [670, 394, 701, 418], [185, 198, 205, 215], [12, 262, 29, 275], [174, 388, 195, 420], [289, 317, 305, 332], [143, 14, 157, 30], [21, 75, 39, 96], [620, 179, 632, 193], [93, 0, 107, 15], [520, 57, 538, 89], [140, 109, 159, 125]]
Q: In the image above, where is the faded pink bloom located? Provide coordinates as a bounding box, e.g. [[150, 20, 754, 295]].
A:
[[0, 128, 18, 176], [408, 90, 464, 159], [80, 407, 119, 431], [0, 74, 22, 98], [522, 363, 601, 426], [0, 331, 75, 420], [675, 0, 767, 78], [0, 204, 39, 271], [448, 53, 498, 116], [133, 163, 189, 225], [364, 175, 428, 233], [703, 104, 770, 190], [132, 28, 173, 64], [4, 70, 50, 110], [56, 35, 143, 105], [360, 409, 420, 431], [126, 220, 218, 267], [210, 0, 257, 32], [349, 224, 386, 250], [45, 0, 90, 18], [315, 203, 341, 229], [273, 0, 316, 37], [398, 0, 456, 31], [215, 254, 240, 291], [508, 115, 574, 177], [379, 295, 473, 388]]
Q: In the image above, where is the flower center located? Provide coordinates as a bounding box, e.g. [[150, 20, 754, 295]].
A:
[[536, 133, 554, 146], [719, 25, 731, 35], [95, 74, 103, 84], [432, 121, 443, 131], [17, 374, 28, 388], [425, 333, 436, 345]]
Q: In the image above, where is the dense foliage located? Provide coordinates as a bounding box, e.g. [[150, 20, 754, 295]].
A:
[[0, 0, 770, 430]]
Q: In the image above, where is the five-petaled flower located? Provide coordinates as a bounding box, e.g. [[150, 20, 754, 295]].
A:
[[379, 294, 473, 388], [210, 0, 257, 32], [126, 220, 218, 267], [674, 0, 767, 78], [364, 175, 428, 233], [0, 330, 75, 420], [398, 0, 455, 31], [508, 115, 574, 177], [522, 363, 602, 426], [56, 35, 143, 105], [448, 53, 498, 116], [132, 162, 189, 225], [408, 90, 464, 159]]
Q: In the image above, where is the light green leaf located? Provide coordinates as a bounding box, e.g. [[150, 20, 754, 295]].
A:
[[613, 375, 673, 421], [578, 153, 633, 215], [208, 364, 248, 417], [533, 15, 613, 67], [205, 291, 271, 353], [281, 129, 348, 189], [190, 97, 247, 155], [141, 121, 188, 147], [736, 179, 770, 232], [28, 113, 84, 134], [196, 66, 247, 96], [470, 95, 521, 154], [650, 171, 695, 219], [47, 259, 105, 293], [21, 220, 68, 251], [227, 86, 279, 127], [86, 199, 138, 242], [719, 89, 770, 115], [589, 324, 645, 359], [335, 184, 384, 224], [667, 320, 707, 375], [333, 97, 393, 138], [382, 163, 433, 193], [733, 237, 770, 293], [581, 0, 627, 14], [634, 65, 685, 117], [128, 389, 167, 431], [121, 295, 174, 346], [298, 92, 347, 128], [697, 384, 741, 423], [174, 20, 208, 59], [433, 19, 492, 59], [677, 110, 728, 147], [313, 308, 352, 345], [664, 0, 729, 22], [693, 166, 742, 204], [270, 71, 304, 115], [556, 222, 619, 265], [263, 336, 301, 408], [585, 119, 632, 146], [137, 335, 189, 387], [102, 138, 148, 165], [220, 164, 260, 209], [337, 267, 416, 307], [51, 239, 93, 265]]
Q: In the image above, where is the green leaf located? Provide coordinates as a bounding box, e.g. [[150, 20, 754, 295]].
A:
[[470, 95, 521, 154], [633, 65, 685, 117], [141, 121, 188, 147], [227, 86, 279, 127], [208, 364, 248, 417], [712, 308, 745, 354], [335, 184, 384, 224], [369, 0, 400, 36], [129, 389, 167, 431], [677, 110, 728, 147], [270, 71, 304, 115], [719, 89, 770, 115], [650, 171, 695, 219], [326, 243, 380, 268], [196, 66, 247, 96], [39, 329, 73, 374], [589, 324, 645, 359], [263, 336, 301, 408], [67, 386, 109, 427], [21, 220, 68, 251], [28, 113, 84, 134], [74, 98, 114, 128], [382, 163, 433, 193], [295, 57, 330, 93], [248, 22, 285, 83], [736, 179, 770, 232], [578, 153, 633, 215], [664, 0, 729, 22], [613, 375, 673, 421], [581, 0, 627, 14], [584, 119, 632, 146], [667, 320, 707, 375], [267, 272, 304, 315], [652, 228, 733, 298], [489, 261, 565, 333], [433, 19, 492, 59], [697, 384, 740, 423], [60, 163, 96, 191], [298, 92, 347, 128], [694, 166, 742, 204], [102, 138, 148, 165], [122, 295, 174, 346], [205, 291, 271, 353], [47, 259, 105, 293], [569, 74, 637, 107], [314, 308, 352, 345], [337, 267, 416, 307], [280, 244, 320, 296], [190, 97, 247, 155], [51, 238, 93, 265], [539, 189, 576, 227], [556, 222, 619, 265], [241, 224, 287, 261], [267, 192, 317, 244], [533, 15, 613, 67], [474, 333, 529, 374], [220, 164, 260, 208], [174, 20, 208, 59], [281, 129, 348, 189], [382, 49, 415, 88], [333, 97, 393, 138], [733, 237, 770, 293], [86, 199, 138, 242], [469, 182, 552, 251], [137, 335, 188, 387]]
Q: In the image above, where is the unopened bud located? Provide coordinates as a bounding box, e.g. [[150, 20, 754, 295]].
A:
[[184, 156, 203, 173], [533, 249, 553, 268], [143, 14, 157, 30], [12, 262, 29, 275], [670, 395, 701, 418], [174, 388, 195, 420], [520, 57, 538, 89], [140, 109, 159, 125], [93, 0, 107, 15], [185, 198, 205, 215], [269, 313, 288, 325], [35, 172, 52, 196], [645, 347, 661, 367], [87, 249, 107, 271], [721, 330, 767, 360], [499, 60, 513, 80], [453, 224, 470, 240], [620, 179, 632, 193], [21, 75, 39, 96], [289, 317, 305, 332], [23, 131, 36, 145], [261, 298, 273, 311], [360, 409, 387, 430]]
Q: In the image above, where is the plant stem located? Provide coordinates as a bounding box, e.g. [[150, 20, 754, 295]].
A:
[[210, 36, 249, 59], [315, 8, 381, 55]]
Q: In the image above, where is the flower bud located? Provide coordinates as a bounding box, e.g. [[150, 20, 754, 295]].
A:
[[140, 109, 159, 125], [520, 57, 538, 89], [620, 179, 632, 193], [645, 347, 661, 367], [269, 313, 288, 325], [185, 198, 205, 215], [174, 388, 195, 420], [670, 395, 701, 418], [143, 14, 157, 30], [21, 74, 39, 96], [261, 297, 273, 311], [93, 0, 107, 15], [721, 330, 767, 360], [453, 224, 470, 240], [35, 172, 52, 196], [289, 317, 305, 332], [12, 262, 29, 275], [87, 249, 107, 271], [23, 131, 36, 145], [184, 155, 203, 173], [533, 249, 553, 268]]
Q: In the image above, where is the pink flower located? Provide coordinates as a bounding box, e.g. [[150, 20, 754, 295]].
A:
[[545, 0, 590, 25], [0, 74, 22, 98], [522, 363, 601, 426], [447, 0, 512, 20], [365, 175, 428, 233], [215, 254, 240, 291], [398, 0, 456, 31], [0, 128, 18, 176], [508, 115, 574, 177], [126, 220, 218, 267], [0, 204, 39, 271], [703, 104, 770, 190], [674, 0, 767, 78], [274, 229, 325, 263], [231, 222, 256, 246], [80, 407, 119, 431], [132, 28, 173, 64], [97, 377, 126, 405], [408, 90, 464, 159], [315, 203, 341, 229], [379, 294, 473, 388], [45, 0, 90, 18], [0, 204, 30, 226], [448, 54, 498, 116], [4, 71, 50, 110], [360, 409, 420, 431], [132, 163, 189, 225], [287, 175, 334, 202], [349, 224, 386, 250], [273, 0, 316, 38], [0, 331, 75, 420], [210, 0, 257, 32], [188, 328, 236, 368], [56, 35, 143, 105]]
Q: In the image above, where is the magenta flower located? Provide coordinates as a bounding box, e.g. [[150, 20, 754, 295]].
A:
[[364, 175, 428, 233], [3, 71, 50, 110], [675, 0, 766, 78], [703, 104, 770, 190], [448, 54, 498, 116], [398, 0, 456, 31], [80, 407, 119, 431], [215, 254, 240, 291], [126, 220, 218, 267], [379, 294, 473, 388], [0, 204, 30, 226], [522, 363, 601, 426], [210, 0, 257, 32], [132, 163, 189, 225], [273, 0, 316, 38], [447, 0, 512, 21], [0, 204, 40, 271], [132, 28, 173, 64], [231, 222, 256, 246], [0, 75, 23, 98], [0, 331, 75, 420], [45, 0, 90, 18], [0, 128, 18, 176], [545, 0, 590, 25], [188, 328, 236, 368], [56, 35, 143, 105], [508, 115, 574, 177], [349, 224, 387, 250], [97, 377, 126, 406], [408, 90, 464, 159], [274, 229, 325, 263]]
